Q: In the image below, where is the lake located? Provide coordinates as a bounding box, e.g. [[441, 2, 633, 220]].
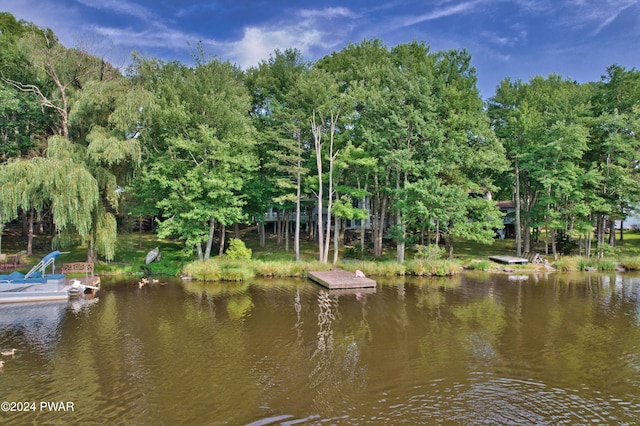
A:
[[1, 272, 639, 425]]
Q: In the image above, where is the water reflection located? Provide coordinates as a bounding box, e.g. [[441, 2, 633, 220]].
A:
[[0, 273, 639, 424], [0, 301, 66, 356]]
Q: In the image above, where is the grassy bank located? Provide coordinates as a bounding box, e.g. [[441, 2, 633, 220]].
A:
[[6, 229, 640, 280]]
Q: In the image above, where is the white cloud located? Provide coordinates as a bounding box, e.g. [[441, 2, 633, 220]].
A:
[[218, 7, 357, 68], [298, 7, 358, 19], [90, 25, 194, 50], [224, 26, 322, 68], [75, 0, 160, 23], [393, 0, 486, 28], [557, 0, 639, 35], [480, 31, 515, 47]]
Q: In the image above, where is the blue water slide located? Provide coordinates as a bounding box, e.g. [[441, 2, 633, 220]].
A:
[[24, 251, 62, 279]]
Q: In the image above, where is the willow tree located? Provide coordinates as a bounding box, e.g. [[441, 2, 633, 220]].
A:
[[0, 138, 99, 252], [69, 76, 152, 261], [0, 19, 146, 260]]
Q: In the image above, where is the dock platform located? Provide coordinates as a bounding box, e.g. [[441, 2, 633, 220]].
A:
[[308, 269, 376, 290], [489, 255, 529, 265]]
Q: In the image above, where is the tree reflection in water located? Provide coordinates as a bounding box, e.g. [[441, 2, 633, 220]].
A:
[[310, 291, 337, 387]]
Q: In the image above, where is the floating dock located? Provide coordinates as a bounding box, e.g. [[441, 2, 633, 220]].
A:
[[308, 269, 376, 290], [489, 255, 529, 265]]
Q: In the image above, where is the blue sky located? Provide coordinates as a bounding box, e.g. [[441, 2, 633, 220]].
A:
[[1, 0, 638, 98]]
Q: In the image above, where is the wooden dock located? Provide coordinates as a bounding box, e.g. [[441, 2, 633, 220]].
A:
[[489, 255, 529, 264], [308, 269, 376, 290]]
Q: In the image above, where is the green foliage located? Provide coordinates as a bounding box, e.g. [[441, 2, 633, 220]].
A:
[[3, 11, 639, 266], [413, 244, 445, 261], [467, 260, 491, 271], [343, 245, 375, 260], [555, 233, 579, 255], [596, 243, 616, 258], [225, 238, 252, 260], [182, 259, 256, 281], [0, 156, 99, 239], [551, 256, 581, 271], [182, 258, 329, 281], [253, 260, 329, 277], [405, 259, 463, 276], [617, 256, 640, 270], [341, 261, 406, 277], [578, 258, 617, 271], [132, 56, 257, 257]]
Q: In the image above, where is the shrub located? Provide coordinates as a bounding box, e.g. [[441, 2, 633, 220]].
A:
[[405, 259, 462, 276], [618, 256, 640, 270], [596, 243, 616, 258], [220, 266, 255, 281], [467, 260, 491, 271], [406, 259, 429, 276], [341, 261, 404, 277], [430, 260, 463, 276], [551, 256, 579, 271], [414, 244, 445, 262], [225, 238, 252, 260], [182, 259, 222, 281]]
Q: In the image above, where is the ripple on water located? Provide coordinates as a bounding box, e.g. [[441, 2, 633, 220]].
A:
[[343, 375, 640, 425]]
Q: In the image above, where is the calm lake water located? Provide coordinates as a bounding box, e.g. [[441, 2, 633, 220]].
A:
[[1, 272, 639, 425]]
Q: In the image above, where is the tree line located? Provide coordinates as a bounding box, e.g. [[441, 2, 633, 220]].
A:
[[0, 12, 638, 263]]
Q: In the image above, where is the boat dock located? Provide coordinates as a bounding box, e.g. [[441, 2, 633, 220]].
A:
[[308, 269, 376, 290], [62, 262, 101, 297], [489, 255, 529, 264]]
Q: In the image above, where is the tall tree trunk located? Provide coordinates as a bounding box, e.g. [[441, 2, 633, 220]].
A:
[[585, 214, 593, 258], [218, 224, 226, 257], [523, 216, 531, 253], [204, 217, 215, 260], [316, 196, 324, 262], [312, 111, 325, 262], [396, 170, 408, 264], [21, 209, 27, 237], [276, 210, 282, 247], [138, 215, 143, 249], [27, 209, 34, 256], [285, 210, 290, 252], [619, 219, 624, 242], [514, 157, 522, 256], [550, 229, 558, 261], [333, 215, 340, 266], [259, 221, 266, 248], [294, 163, 301, 262], [372, 171, 388, 258], [87, 239, 98, 263], [359, 184, 366, 252], [609, 218, 616, 246], [373, 195, 388, 258], [596, 214, 606, 258], [308, 201, 315, 242], [322, 122, 337, 264]]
